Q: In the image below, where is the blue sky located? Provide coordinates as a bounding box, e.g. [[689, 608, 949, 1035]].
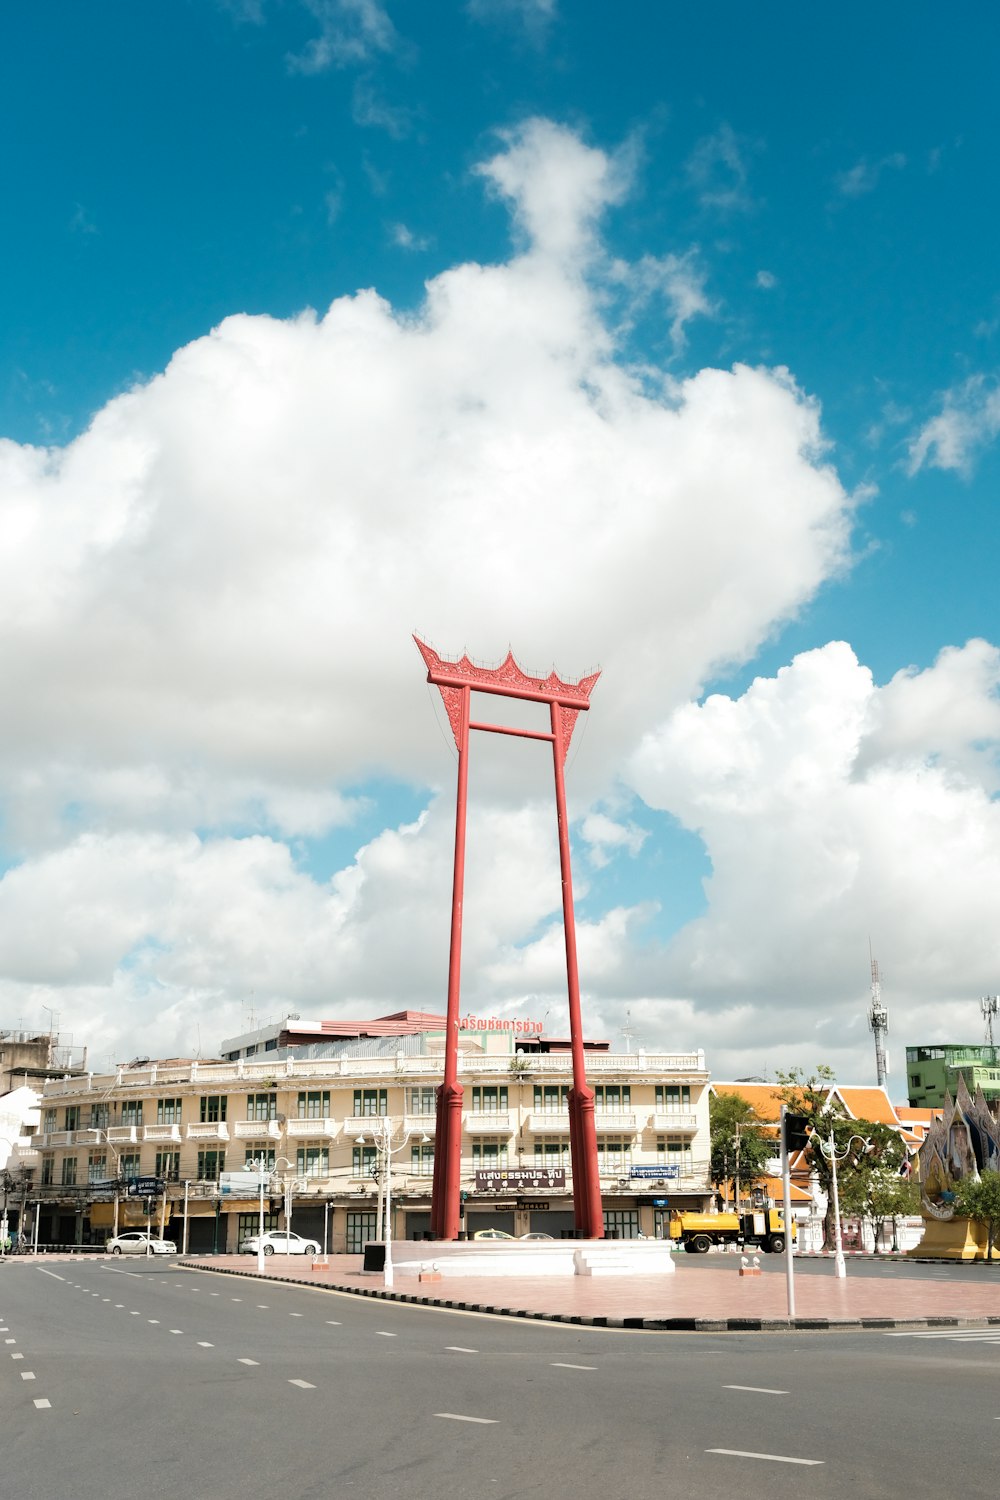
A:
[[2, 2, 999, 1083]]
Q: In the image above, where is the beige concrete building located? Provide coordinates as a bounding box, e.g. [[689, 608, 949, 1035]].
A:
[[29, 1011, 711, 1251]]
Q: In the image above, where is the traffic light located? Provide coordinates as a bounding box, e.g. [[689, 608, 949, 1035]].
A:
[[784, 1113, 811, 1154]]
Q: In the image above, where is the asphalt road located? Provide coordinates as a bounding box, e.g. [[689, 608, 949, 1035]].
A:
[[3, 1258, 999, 1500]]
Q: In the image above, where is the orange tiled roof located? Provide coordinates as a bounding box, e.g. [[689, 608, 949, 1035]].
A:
[[830, 1086, 902, 1127]]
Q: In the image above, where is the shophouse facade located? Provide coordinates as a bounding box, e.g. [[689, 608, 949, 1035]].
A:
[[29, 1011, 711, 1250]]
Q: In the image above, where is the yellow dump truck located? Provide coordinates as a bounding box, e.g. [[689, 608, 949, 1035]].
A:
[[668, 1208, 792, 1254]]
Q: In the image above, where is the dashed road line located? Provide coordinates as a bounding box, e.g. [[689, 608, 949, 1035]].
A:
[[435, 1413, 498, 1424], [289, 1379, 316, 1389], [197, 1342, 214, 1348], [20, 1371, 36, 1381], [376, 1331, 396, 1338], [170, 1329, 183, 1334], [33, 1399, 51, 1409], [289, 1312, 304, 1318], [446, 1346, 478, 1354], [238, 1358, 260, 1366], [148, 1320, 160, 1325], [325, 1320, 341, 1326], [551, 1362, 596, 1371], [723, 1385, 788, 1394], [12, 1353, 24, 1361], [707, 1450, 822, 1467]]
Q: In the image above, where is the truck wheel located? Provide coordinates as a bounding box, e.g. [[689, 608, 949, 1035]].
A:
[[769, 1235, 785, 1253], [689, 1234, 712, 1254]]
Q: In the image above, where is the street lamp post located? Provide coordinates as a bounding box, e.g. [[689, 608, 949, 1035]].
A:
[[815, 1130, 872, 1279], [244, 1156, 270, 1274], [357, 1121, 429, 1290]]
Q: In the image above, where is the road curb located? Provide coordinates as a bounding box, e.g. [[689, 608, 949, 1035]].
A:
[[177, 1259, 1000, 1333]]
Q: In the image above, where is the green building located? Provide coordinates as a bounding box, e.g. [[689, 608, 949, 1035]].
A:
[[906, 1044, 1000, 1108]]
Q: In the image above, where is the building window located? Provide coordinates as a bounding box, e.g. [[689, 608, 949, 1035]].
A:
[[353, 1089, 387, 1118], [297, 1145, 329, 1178], [911, 1073, 921, 1087], [197, 1150, 226, 1181], [297, 1091, 330, 1119], [157, 1098, 182, 1125], [155, 1151, 180, 1181], [595, 1085, 630, 1109], [89, 1103, 110, 1130], [533, 1085, 568, 1113], [64, 1106, 80, 1131], [597, 1137, 632, 1176], [61, 1157, 77, 1186], [40, 1155, 54, 1185], [237, 1211, 278, 1241], [411, 1143, 434, 1177], [346, 1211, 377, 1254], [42, 1108, 57, 1133], [352, 1144, 378, 1177], [534, 1137, 570, 1167], [119, 1153, 141, 1178], [247, 1093, 277, 1122], [264, 1038, 278, 1052], [120, 1100, 144, 1127], [245, 1148, 275, 1171], [472, 1139, 509, 1168], [409, 1087, 436, 1116], [200, 1096, 227, 1124], [472, 1086, 508, 1113], [656, 1085, 691, 1111], [603, 1209, 640, 1240], [657, 1136, 693, 1175], [88, 1152, 107, 1184]]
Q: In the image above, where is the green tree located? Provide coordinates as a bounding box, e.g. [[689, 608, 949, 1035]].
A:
[[954, 1170, 1000, 1260], [775, 1067, 905, 1248], [862, 1170, 919, 1252], [709, 1092, 773, 1208]]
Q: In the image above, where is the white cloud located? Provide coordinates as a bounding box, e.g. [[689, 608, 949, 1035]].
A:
[[389, 221, 430, 252], [580, 812, 648, 869], [467, 0, 557, 41], [686, 124, 755, 213], [834, 152, 906, 199], [616, 250, 713, 350], [288, 0, 403, 73], [755, 270, 777, 290], [627, 639, 1000, 1078], [907, 374, 1000, 475], [0, 117, 858, 1063]]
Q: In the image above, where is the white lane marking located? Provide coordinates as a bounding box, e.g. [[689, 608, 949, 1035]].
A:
[[39, 1271, 64, 1282], [130, 1311, 140, 1316], [197, 1342, 214, 1348], [289, 1379, 316, 1389], [170, 1330, 183, 1334], [375, 1331, 396, 1338], [723, 1385, 788, 1395], [289, 1312, 304, 1318], [92, 1293, 100, 1297], [20, 1371, 36, 1381], [102, 1298, 110, 1303], [707, 1450, 822, 1467], [33, 1399, 51, 1409], [231, 1298, 242, 1302], [238, 1358, 260, 1366], [884, 1329, 1000, 1338], [446, 1347, 478, 1354], [12, 1353, 24, 1361], [256, 1305, 269, 1309], [5, 1339, 15, 1344], [325, 1321, 341, 1326], [551, 1362, 596, 1371], [209, 1292, 219, 1296], [148, 1320, 160, 1325], [435, 1414, 498, 1424], [114, 1305, 124, 1309]]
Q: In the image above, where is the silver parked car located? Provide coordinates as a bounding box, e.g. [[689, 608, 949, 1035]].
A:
[[106, 1232, 177, 1255], [239, 1229, 320, 1256]]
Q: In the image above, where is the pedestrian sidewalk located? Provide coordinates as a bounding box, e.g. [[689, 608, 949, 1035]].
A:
[[178, 1250, 1000, 1332]]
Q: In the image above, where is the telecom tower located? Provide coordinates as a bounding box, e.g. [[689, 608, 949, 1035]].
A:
[[868, 955, 889, 1087], [982, 995, 999, 1048]]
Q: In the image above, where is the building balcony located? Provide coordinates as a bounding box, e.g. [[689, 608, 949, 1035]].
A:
[[593, 1111, 638, 1133], [185, 1122, 230, 1142], [648, 1112, 699, 1133], [105, 1125, 138, 1145], [38, 1131, 72, 1149], [463, 1112, 513, 1135], [403, 1115, 435, 1137], [525, 1112, 570, 1135], [286, 1118, 339, 1140], [342, 1116, 395, 1139], [233, 1119, 284, 1141], [142, 1124, 182, 1143]]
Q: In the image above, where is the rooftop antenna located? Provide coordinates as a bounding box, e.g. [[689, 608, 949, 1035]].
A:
[[982, 995, 999, 1048], [868, 946, 889, 1088], [620, 1011, 635, 1055]]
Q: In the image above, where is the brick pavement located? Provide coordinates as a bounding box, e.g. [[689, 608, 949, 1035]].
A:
[[175, 1250, 1000, 1331]]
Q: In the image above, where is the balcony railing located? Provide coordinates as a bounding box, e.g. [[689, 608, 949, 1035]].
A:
[[593, 1111, 638, 1132], [286, 1117, 340, 1140], [463, 1112, 514, 1135], [142, 1124, 182, 1142], [105, 1125, 138, 1144], [185, 1122, 230, 1142], [647, 1112, 699, 1133], [525, 1112, 570, 1134]]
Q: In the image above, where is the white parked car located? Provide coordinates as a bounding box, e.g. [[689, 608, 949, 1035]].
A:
[[106, 1232, 177, 1255], [239, 1229, 320, 1256]]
